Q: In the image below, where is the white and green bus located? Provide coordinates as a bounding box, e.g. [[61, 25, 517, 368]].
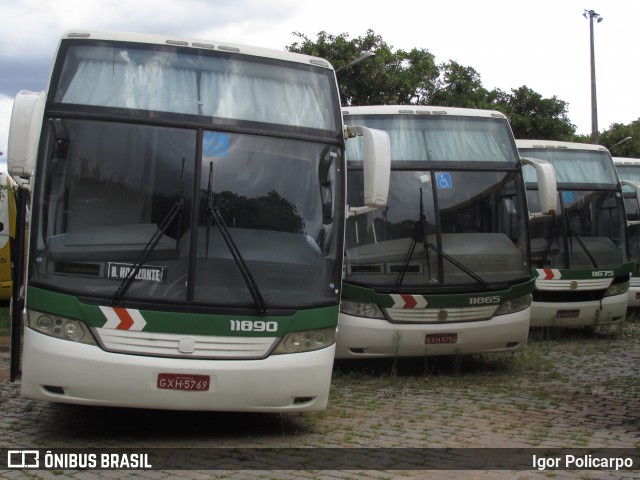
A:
[[337, 106, 556, 358], [612, 157, 640, 307], [518, 140, 634, 327], [7, 30, 390, 411]]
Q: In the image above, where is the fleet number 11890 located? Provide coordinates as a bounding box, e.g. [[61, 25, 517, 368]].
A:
[[229, 320, 278, 332]]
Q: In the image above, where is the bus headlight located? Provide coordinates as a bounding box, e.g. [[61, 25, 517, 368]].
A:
[[272, 327, 336, 355], [27, 310, 97, 345], [340, 300, 385, 319], [604, 281, 629, 298], [494, 294, 532, 316]]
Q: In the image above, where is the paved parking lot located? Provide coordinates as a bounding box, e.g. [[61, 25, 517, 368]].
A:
[[0, 319, 639, 479]]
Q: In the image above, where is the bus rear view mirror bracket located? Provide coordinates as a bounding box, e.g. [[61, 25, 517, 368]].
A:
[[345, 125, 391, 217], [521, 156, 557, 219], [8, 90, 46, 191]]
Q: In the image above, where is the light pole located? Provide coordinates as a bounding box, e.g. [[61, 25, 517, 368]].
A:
[[583, 9, 603, 144], [335, 52, 375, 73]]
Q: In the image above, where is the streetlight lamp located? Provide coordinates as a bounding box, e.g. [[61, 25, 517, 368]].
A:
[[609, 136, 632, 152], [335, 52, 375, 73], [583, 9, 603, 144]]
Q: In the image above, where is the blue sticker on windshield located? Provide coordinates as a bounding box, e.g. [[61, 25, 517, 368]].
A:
[[562, 191, 575, 203], [203, 131, 231, 158], [435, 172, 453, 189]]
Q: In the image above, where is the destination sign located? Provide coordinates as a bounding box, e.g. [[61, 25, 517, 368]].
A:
[[106, 262, 166, 284]]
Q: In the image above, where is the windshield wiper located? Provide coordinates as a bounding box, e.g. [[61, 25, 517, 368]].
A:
[[537, 217, 559, 268], [562, 193, 598, 268], [206, 161, 267, 314], [568, 230, 599, 268], [394, 188, 490, 292], [112, 159, 185, 305], [536, 218, 600, 269], [112, 199, 183, 305]]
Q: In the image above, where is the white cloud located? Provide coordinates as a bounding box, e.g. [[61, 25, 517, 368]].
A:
[[0, 95, 13, 161]]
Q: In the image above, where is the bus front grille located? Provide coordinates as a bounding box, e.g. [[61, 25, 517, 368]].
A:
[[93, 328, 277, 359], [384, 305, 498, 323]]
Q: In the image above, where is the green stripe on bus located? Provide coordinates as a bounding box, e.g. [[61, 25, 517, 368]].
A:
[[26, 286, 338, 336]]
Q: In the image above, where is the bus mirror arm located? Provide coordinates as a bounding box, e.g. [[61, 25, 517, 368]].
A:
[[345, 125, 391, 217], [521, 156, 557, 217]]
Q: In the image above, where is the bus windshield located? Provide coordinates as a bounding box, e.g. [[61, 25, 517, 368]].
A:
[[32, 40, 344, 311], [344, 114, 529, 290], [523, 149, 626, 269]]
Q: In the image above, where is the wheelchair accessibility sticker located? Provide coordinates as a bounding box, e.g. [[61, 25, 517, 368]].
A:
[[203, 131, 231, 158], [435, 172, 453, 189]]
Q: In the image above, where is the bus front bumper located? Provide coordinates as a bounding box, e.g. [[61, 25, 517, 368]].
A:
[[334, 308, 530, 359], [530, 293, 628, 327], [628, 277, 640, 307], [21, 328, 335, 412]]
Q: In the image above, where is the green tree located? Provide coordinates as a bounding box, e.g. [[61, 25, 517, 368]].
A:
[[599, 120, 640, 158], [287, 30, 438, 106], [430, 61, 493, 109], [493, 86, 575, 140]]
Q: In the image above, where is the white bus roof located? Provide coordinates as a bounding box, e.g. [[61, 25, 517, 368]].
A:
[[60, 30, 334, 70], [516, 139, 609, 153], [342, 105, 508, 120], [613, 157, 640, 166]]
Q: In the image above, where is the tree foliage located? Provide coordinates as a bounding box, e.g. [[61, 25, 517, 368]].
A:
[[598, 120, 640, 158], [430, 61, 493, 109], [287, 30, 438, 106], [493, 86, 575, 140]]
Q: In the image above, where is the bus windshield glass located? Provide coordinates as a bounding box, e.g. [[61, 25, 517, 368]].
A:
[[522, 149, 618, 186], [522, 149, 626, 269], [345, 114, 517, 165], [344, 114, 529, 290], [616, 164, 640, 262], [31, 40, 343, 310], [52, 42, 338, 133], [616, 165, 640, 191]]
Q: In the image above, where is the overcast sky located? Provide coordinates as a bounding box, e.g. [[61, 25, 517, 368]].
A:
[[1, 0, 638, 161]]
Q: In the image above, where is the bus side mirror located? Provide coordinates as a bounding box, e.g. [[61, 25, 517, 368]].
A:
[[8, 90, 46, 191], [345, 125, 391, 217], [521, 156, 557, 218], [620, 179, 640, 226]]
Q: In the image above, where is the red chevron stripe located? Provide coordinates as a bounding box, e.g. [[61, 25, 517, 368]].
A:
[[113, 307, 134, 330], [401, 294, 417, 309], [543, 268, 555, 280]]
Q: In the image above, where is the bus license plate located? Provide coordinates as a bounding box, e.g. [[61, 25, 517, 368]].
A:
[[157, 373, 210, 392], [425, 333, 458, 344], [556, 309, 580, 318]]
